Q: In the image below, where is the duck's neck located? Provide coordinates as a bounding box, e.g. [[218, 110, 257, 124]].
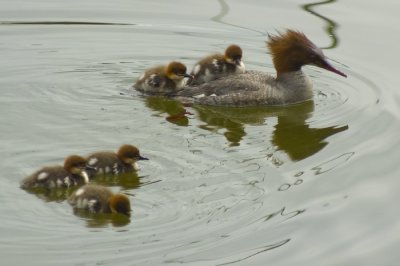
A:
[[276, 69, 308, 83], [275, 70, 313, 103], [174, 78, 188, 89]]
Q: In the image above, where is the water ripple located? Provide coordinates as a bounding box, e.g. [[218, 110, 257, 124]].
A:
[[2, 3, 398, 265]]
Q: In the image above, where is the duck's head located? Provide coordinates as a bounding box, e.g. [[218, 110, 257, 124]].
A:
[[165, 61, 193, 81], [267, 30, 347, 78], [64, 155, 90, 183], [117, 144, 149, 166], [109, 194, 131, 216], [224, 44, 243, 66]]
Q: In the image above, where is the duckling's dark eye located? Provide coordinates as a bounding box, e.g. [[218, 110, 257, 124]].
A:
[[74, 162, 85, 168], [175, 70, 186, 76], [125, 152, 135, 158]]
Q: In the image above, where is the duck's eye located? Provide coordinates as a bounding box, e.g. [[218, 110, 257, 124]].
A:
[[75, 162, 85, 168]]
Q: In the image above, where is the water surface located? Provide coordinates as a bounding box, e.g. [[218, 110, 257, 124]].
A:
[[1, 0, 400, 265]]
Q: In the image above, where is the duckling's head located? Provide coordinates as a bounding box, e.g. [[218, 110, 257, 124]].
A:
[[109, 194, 131, 216], [267, 30, 347, 77], [117, 144, 149, 166], [224, 44, 243, 66], [165, 61, 193, 81], [64, 155, 90, 183]]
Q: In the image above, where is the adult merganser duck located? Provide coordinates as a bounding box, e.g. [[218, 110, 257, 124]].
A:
[[86, 144, 148, 176], [20, 155, 91, 190], [134, 61, 192, 96], [190, 44, 245, 85], [68, 184, 131, 216], [176, 30, 347, 106]]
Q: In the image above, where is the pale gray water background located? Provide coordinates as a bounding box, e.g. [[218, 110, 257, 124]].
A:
[[1, 0, 400, 265]]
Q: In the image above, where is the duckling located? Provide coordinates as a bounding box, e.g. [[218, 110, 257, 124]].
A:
[[190, 44, 245, 85], [68, 184, 131, 216], [20, 155, 90, 190], [134, 61, 192, 96], [86, 144, 148, 176]]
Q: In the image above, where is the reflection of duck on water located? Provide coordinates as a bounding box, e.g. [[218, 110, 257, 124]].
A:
[[21, 187, 74, 203], [144, 96, 192, 126], [144, 97, 348, 159], [21, 171, 142, 203], [71, 210, 131, 228], [90, 171, 142, 190], [270, 103, 348, 161], [198, 101, 348, 160]]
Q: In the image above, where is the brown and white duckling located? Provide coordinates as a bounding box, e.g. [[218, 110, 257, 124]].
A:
[[20, 155, 90, 190], [190, 44, 245, 85], [68, 184, 131, 216], [86, 144, 148, 176], [134, 61, 192, 96]]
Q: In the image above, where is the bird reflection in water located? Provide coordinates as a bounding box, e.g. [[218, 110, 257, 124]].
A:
[[198, 101, 348, 160], [145, 97, 348, 161], [21, 171, 142, 202], [270, 101, 348, 161], [22, 186, 75, 203], [72, 209, 131, 228], [91, 171, 142, 190], [22, 173, 142, 227], [145, 96, 192, 126]]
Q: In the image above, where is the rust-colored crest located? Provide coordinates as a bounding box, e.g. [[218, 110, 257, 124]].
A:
[[267, 30, 322, 74], [268, 30, 318, 58]]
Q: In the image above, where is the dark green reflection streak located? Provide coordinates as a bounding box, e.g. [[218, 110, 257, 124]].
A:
[[211, 0, 267, 35], [301, 0, 341, 49]]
